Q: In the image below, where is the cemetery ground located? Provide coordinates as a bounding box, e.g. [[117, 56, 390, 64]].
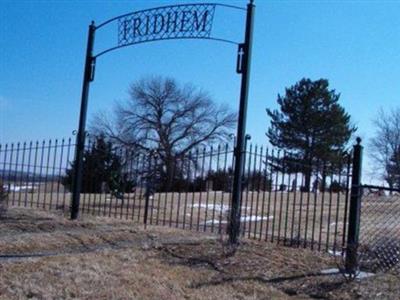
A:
[[0, 207, 399, 299]]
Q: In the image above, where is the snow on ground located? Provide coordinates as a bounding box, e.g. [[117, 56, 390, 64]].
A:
[[240, 215, 273, 222], [191, 203, 230, 213], [3, 183, 38, 192], [328, 249, 344, 257], [205, 219, 228, 225], [191, 203, 273, 224], [205, 215, 273, 225], [191, 203, 250, 213]]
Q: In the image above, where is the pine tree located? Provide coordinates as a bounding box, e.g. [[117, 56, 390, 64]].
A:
[[266, 78, 356, 190], [62, 137, 134, 194]]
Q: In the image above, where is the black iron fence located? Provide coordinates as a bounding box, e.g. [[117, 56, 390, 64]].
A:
[[2, 137, 399, 275], [0, 139, 74, 210], [0, 137, 354, 254]]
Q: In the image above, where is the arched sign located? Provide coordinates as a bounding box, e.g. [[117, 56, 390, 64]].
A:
[[72, 1, 255, 245], [95, 3, 244, 57]]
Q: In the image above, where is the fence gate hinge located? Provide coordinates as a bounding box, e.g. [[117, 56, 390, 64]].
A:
[[236, 43, 245, 74]]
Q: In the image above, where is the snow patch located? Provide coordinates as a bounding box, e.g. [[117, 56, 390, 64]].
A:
[[191, 203, 230, 213], [328, 249, 343, 257], [320, 268, 375, 280], [205, 215, 273, 225], [205, 219, 228, 225], [241, 215, 273, 222], [191, 203, 250, 213], [3, 183, 38, 192]]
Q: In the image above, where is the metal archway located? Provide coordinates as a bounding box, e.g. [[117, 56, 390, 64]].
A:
[[71, 0, 255, 245]]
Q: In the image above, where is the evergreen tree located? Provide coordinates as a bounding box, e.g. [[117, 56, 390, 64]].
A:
[[266, 78, 356, 189], [62, 137, 134, 194], [206, 168, 234, 192]]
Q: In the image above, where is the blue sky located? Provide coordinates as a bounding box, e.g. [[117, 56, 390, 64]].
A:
[[1, 0, 400, 151]]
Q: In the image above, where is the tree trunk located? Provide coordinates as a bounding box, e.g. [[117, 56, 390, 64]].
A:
[[164, 157, 175, 192], [304, 169, 312, 191], [388, 181, 393, 196], [321, 168, 327, 193], [303, 151, 313, 191]]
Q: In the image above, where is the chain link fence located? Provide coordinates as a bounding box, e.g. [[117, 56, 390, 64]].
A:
[[359, 185, 400, 274]]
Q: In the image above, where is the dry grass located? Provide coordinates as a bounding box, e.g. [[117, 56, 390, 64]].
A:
[[0, 207, 399, 299], [6, 189, 353, 251]]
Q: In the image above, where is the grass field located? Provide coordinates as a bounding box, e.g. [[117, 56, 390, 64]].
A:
[[5, 185, 400, 251], [5, 187, 353, 252], [4, 185, 400, 264], [0, 207, 399, 299]]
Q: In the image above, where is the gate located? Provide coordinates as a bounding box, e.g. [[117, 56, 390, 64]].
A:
[[69, 1, 256, 247]]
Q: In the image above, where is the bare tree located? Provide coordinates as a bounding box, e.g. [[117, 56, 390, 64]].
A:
[[369, 107, 400, 189], [91, 76, 236, 190]]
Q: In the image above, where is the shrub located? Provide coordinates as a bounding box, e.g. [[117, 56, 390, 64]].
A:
[[329, 180, 347, 193], [300, 186, 310, 192]]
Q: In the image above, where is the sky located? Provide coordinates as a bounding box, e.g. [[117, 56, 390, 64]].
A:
[[1, 0, 400, 178]]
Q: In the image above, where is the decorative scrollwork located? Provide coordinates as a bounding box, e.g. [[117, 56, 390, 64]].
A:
[[93, 3, 245, 57], [117, 4, 216, 46]]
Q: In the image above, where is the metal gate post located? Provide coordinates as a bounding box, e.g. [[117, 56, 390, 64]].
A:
[[71, 22, 96, 220], [229, 0, 255, 245], [345, 137, 363, 274], [143, 153, 154, 228]]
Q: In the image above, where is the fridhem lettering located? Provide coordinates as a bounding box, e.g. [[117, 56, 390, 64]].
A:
[[119, 8, 212, 45]]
